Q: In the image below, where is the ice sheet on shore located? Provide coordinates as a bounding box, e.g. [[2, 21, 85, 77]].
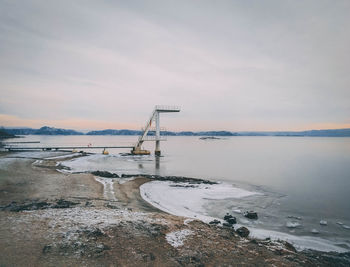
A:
[[5, 151, 70, 159], [61, 154, 130, 175], [249, 227, 348, 253], [140, 180, 349, 253], [140, 180, 259, 223], [44, 153, 82, 160]]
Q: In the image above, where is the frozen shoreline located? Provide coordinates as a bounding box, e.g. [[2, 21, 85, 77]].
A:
[[140, 180, 349, 253], [3, 152, 348, 253]]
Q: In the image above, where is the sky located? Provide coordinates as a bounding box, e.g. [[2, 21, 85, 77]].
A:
[[0, 0, 349, 131]]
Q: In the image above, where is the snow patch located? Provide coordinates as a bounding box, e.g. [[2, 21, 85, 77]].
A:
[[166, 229, 194, 248], [25, 207, 164, 230], [115, 177, 136, 184], [94, 176, 117, 201]]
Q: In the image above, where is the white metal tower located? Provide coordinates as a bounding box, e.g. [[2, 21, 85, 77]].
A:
[[132, 105, 180, 156]]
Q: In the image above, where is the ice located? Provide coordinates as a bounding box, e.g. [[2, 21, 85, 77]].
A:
[[320, 220, 328, 226], [140, 180, 259, 223], [94, 177, 118, 201], [286, 222, 302, 228], [60, 154, 139, 175], [140, 180, 349, 252], [287, 215, 302, 220], [249, 228, 349, 253], [44, 153, 82, 160], [115, 177, 136, 184], [311, 229, 320, 234], [166, 229, 193, 248], [8, 151, 69, 159]]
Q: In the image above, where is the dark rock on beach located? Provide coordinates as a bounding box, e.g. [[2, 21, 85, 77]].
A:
[[1, 201, 50, 212], [236, 227, 250, 238], [52, 199, 79, 209], [209, 219, 221, 225], [0, 199, 80, 212], [120, 173, 217, 184], [91, 171, 120, 178]]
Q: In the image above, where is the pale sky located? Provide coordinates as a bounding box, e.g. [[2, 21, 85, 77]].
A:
[[0, 0, 349, 131]]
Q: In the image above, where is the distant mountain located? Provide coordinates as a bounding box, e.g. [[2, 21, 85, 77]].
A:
[[238, 129, 350, 137], [3, 127, 350, 137], [86, 129, 142, 135], [5, 126, 83, 135]]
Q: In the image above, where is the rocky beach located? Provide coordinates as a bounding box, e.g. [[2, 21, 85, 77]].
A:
[[0, 150, 349, 266]]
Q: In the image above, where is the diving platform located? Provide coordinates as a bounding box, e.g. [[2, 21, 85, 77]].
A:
[[132, 105, 180, 156]]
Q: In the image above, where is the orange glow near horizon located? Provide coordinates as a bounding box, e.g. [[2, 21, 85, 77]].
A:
[[1, 114, 349, 132]]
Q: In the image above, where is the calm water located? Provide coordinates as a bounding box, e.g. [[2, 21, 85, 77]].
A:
[[6, 135, 350, 244]]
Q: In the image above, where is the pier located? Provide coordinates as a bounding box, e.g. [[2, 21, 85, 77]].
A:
[[3, 105, 180, 156], [4, 146, 133, 151]]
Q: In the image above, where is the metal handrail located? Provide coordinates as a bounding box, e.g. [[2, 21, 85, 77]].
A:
[[142, 136, 167, 141], [155, 105, 181, 111]]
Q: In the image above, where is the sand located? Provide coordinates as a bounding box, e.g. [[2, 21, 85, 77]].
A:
[[0, 151, 349, 266]]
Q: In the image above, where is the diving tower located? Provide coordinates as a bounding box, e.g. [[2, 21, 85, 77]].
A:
[[132, 105, 180, 156]]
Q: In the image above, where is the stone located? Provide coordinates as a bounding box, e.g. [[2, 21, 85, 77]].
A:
[[227, 217, 237, 225], [320, 220, 327, 226], [224, 213, 233, 220], [311, 229, 319, 234], [244, 211, 258, 220], [236, 227, 250, 238], [209, 219, 221, 225]]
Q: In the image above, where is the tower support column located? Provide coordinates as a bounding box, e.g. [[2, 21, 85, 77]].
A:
[[155, 111, 161, 156]]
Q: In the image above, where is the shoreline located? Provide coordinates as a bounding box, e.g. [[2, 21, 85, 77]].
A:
[[1, 151, 350, 266]]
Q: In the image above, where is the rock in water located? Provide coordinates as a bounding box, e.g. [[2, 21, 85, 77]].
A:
[[286, 221, 301, 228], [311, 229, 319, 234], [236, 227, 250, 238], [320, 220, 327, 226], [223, 213, 237, 225], [243, 211, 258, 220], [224, 213, 233, 221], [227, 217, 237, 225]]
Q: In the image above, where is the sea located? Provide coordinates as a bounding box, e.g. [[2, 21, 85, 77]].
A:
[[4, 135, 350, 251]]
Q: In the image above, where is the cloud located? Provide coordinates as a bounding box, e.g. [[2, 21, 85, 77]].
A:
[[0, 0, 349, 131]]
